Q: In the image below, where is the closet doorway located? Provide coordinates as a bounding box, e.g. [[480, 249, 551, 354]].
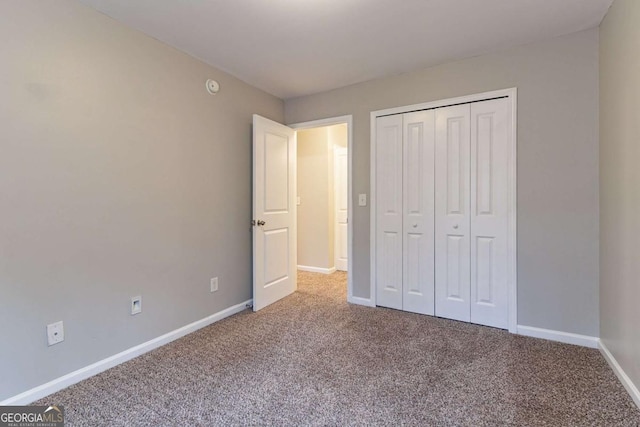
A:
[[370, 89, 517, 332]]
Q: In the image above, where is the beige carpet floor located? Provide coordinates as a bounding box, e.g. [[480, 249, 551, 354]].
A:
[[37, 271, 639, 426]]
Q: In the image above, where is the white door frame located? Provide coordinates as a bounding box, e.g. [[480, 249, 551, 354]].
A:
[[370, 88, 518, 333], [289, 115, 354, 303]]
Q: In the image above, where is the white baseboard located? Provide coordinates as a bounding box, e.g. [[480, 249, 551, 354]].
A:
[[0, 299, 252, 406], [297, 265, 336, 274], [347, 295, 375, 307], [599, 340, 640, 409], [516, 325, 599, 348]]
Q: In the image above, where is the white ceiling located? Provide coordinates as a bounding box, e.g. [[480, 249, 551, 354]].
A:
[[80, 0, 613, 99]]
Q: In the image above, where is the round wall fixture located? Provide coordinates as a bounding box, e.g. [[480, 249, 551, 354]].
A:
[[205, 79, 220, 95]]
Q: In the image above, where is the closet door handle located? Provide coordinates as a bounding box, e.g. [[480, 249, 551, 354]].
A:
[[412, 223, 418, 228], [453, 224, 459, 229]]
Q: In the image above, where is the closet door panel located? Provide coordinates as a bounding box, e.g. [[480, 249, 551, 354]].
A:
[[435, 104, 471, 322], [402, 111, 435, 315], [470, 98, 509, 328], [376, 115, 403, 310]]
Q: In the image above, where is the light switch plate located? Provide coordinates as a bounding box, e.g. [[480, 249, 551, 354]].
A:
[[358, 193, 367, 206], [296, 196, 301, 206]]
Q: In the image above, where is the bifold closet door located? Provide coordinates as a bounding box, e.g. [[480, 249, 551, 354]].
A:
[[402, 111, 435, 315], [435, 104, 471, 322], [435, 99, 510, 327], [376, 115, 403, 310], [376, 112, 436, 314], [377, 97, 510, 326], [470, 98, 509, 329]]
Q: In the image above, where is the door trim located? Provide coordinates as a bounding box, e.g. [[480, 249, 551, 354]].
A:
[[370, 88, 518, 333], [288, 115, 354, 304]]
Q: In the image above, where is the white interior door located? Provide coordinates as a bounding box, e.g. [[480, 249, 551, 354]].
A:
[[402, 111, 436, 315], [375, 114, 403, 310], [334, 147, 348, 271], [470, 98, 510, 328], [252, 114, 297, 312], [435, 104, 471, 322]]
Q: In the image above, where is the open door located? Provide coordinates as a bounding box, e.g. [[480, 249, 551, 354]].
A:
[[252, 115, 297, 311]]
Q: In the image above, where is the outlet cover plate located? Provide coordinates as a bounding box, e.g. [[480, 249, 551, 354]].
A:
[[131, 296, 142, 315], [47, 321, 64, 346], [210, 277, 219, 292]]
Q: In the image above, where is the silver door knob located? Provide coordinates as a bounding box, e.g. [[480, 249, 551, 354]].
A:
[[453, 224, 459, 229], [412, 223, 418, 228], [257, 220, 266, 226]]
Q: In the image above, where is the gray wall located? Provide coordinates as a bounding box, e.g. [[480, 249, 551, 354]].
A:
[[599, 0, 640, 394], [285, 29, 600, 336], [0, 1, 283, 400]]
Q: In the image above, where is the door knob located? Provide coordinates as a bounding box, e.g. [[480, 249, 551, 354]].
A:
[[412, 223, 418, 228], [453, 224, 459, 229], [257, 220, 266, 226]]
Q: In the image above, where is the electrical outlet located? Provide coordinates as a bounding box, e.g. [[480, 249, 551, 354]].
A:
[[210, 277, 219, 293], [131, 296, 142, 315], [358, 193, 367, 206], [47, 321, 64, 346]]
